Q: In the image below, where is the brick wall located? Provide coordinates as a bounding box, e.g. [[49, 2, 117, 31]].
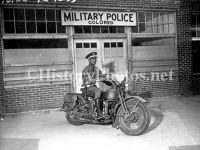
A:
[[0, 11, 4, 110], [0, 0, 196, 113], [176, 0, 193, 95], [128, 67, 179, 98], [68, 0, 176, 10], [4, 84, 71, 113]]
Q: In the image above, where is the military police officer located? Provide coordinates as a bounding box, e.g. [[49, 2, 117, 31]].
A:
[[82, 52, 106, 119]]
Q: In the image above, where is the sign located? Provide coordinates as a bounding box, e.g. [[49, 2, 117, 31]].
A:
[[61, 11, 136, 26]]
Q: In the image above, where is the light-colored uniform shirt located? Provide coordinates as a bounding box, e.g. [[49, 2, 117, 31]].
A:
[[82, 65, 103, 86]]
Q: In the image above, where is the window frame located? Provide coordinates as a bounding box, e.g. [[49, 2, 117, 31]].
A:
[[73, 26, 125, 34], [132, 11, 175, 34], [2, 8, 66, 35], [192, 14, 200, 37]]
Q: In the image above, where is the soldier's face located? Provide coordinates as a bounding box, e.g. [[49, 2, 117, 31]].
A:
[[89, 57, 97, 66]]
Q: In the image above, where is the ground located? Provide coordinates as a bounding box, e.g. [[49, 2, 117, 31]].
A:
[[0, 96, 200, 150]]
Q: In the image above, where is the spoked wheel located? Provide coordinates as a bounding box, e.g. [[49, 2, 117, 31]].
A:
[[117, 99, 151, 136], [66, 113, 84, 126]]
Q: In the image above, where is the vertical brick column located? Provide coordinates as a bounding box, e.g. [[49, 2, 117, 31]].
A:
[[0, 8, 4, 109], [176, 0, 193, 95]]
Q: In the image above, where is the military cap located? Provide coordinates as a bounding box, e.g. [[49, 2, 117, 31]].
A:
[[85, 52, 97, 59]]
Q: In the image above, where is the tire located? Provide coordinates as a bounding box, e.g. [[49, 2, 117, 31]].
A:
[[117, 99, 151, 136], [66, 114, 84, 126]]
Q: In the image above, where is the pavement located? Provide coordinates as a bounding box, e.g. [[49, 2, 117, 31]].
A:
[[0, 96, 200, 150]]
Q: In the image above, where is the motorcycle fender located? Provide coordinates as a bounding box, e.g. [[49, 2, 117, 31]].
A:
[[125, 96, 148, 103], [112, 96, 147, 129], [114, 96, 147, 115]]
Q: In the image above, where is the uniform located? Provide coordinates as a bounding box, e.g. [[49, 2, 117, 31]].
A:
[[82, 52, 103, 99], [82, 52, 105, 118]]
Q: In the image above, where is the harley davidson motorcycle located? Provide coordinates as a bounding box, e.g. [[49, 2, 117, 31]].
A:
[[61, 77, 151, 136]]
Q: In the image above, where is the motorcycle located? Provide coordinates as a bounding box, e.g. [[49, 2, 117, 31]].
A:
[[61, 77, 151, 136]]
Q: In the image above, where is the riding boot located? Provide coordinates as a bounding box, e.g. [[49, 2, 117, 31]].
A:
[[95, 98, 101, 118], [95, 98, 107, 119]]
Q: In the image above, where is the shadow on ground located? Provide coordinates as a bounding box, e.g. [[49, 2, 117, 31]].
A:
[[146, 108, 164, 134]]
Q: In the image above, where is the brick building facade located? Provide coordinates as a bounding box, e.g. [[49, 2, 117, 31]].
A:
[[0, 0, 199, 113]]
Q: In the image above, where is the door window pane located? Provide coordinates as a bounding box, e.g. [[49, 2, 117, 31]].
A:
[[76, 43, 82, 48], [84, 43, 90, 48], [91, 43, 97, 48], [117, 42, 123, 47], [111, 42, 116, 48], [104, 42, 110, 48]]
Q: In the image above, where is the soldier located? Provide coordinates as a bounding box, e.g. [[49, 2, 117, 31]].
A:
[[82, 52, 106, 119]]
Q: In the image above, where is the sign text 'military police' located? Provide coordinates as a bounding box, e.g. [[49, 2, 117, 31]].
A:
[[61, 11, 136, 26]]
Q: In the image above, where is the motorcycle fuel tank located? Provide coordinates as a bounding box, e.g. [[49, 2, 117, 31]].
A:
[[102, 89, 118, 101]]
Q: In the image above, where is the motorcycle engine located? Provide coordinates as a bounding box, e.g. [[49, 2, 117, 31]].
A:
[[103, 88, 118, 101]]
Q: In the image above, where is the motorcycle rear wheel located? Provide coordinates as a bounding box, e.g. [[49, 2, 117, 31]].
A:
[[117, 99, 151, 136], [66, 114, 84, 126]]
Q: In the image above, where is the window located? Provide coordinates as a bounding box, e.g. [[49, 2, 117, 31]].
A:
[[104, 42, 123, 48], [74, 26, 124, 34], [192, 14, 200, 37], [3, 8, 66, 34], [76, 42, 97, 48], [132, 12, 175, 34], [132, 37, 175, 46], [193, 42, 200, 73], [4, 39, 68, 49]]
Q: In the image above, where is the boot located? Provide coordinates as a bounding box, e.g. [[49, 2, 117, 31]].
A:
[[95, 98, 107, 119]]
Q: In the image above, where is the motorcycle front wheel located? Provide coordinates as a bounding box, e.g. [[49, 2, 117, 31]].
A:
[[66, 114, 84, 126], [116, 99, 151, 136]]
